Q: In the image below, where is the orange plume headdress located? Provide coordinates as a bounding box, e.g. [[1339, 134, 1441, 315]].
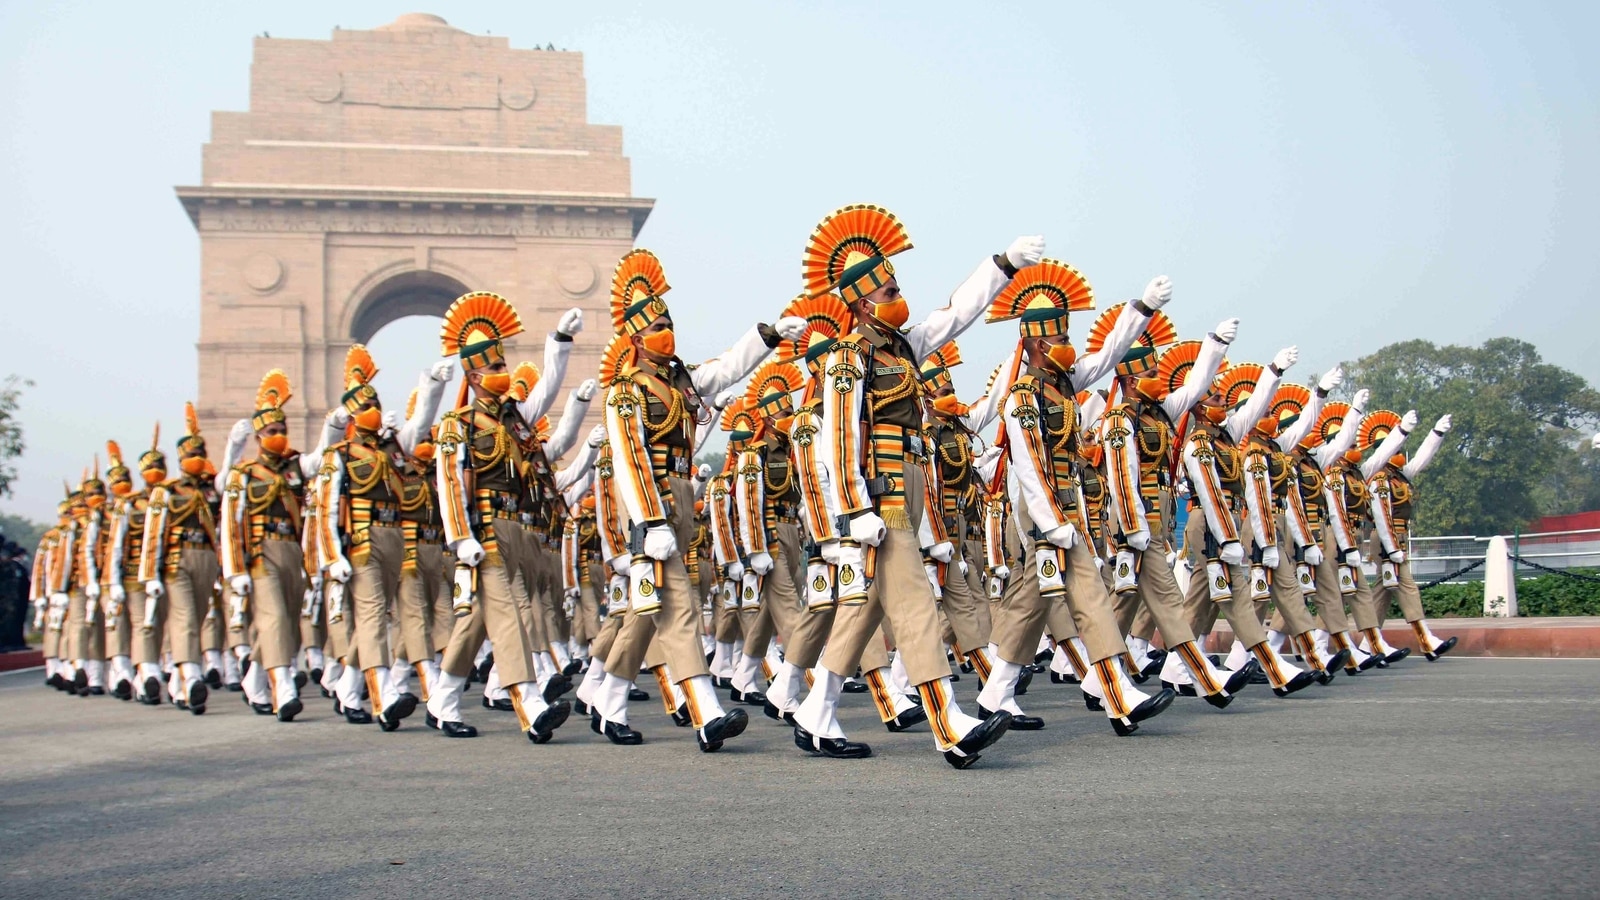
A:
[[778, 292, 852, 371], [177, 401, 205, 455], [745, 361, 805, 419], [610, 249, 672, 336], [340, 346, 380, 412], [917, 341, 963, 392], [802, 205, 913, 301], [441, 291, 523, 370], [1313, 401, 1351, 448], [598, 334, 635, 389], [105, 440, 130, 483], [252, 369, 294, 430], [1215, 363, 1263, 410], [1357, 409, 1402, 452], [985, 260, 1093, 339], [1263, 383, 1311, 436], [1086, 308, 1177, 378], [508, 361, 541, 403], [139, 422, 165, 472]]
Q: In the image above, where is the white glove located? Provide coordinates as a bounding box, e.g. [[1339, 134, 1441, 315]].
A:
[[1401, 410, 1419, 432], [454, 538, 486, 567], [229, 574, 252, 596], [818, 540, 843, 565], [773, 316, 807, 342], [143, 581, 164, 599], [993, 564, 1011, 580], [1213, 318, 1240, 344], [695, 463, 712, 481], [726, 560, 746, 580], [575, 378, 598, 402], [228, 418, 254, 447], [928, 541, 954, 563], [1352, 388, 1371, 411], [609, 554, 630, 576], [848, 512, 887, 547], [327, 407, 351, 429], [85, 582, 101, 600], [748, 551, 774, 575], [429, 359, 456, 382], [1140, 275, 1172, 311], [1044, 523, 1078, 549], [1220, 541, 1245, 566], [1005, 235, 1046, 270], [1126, 529, 1151, 552], [1346, 549, 1364, 568], [1304, 545, 1324, 567], [557, 307, 585, 337], [1389, 549, 1406, 565], [1434, 414, 1452, 434], [643, 525, 677, 560], [1262, 545, 1281, 569], [326, 559, 353, 582], [1094, 556, 1105, 571], [110, 583, 126, 604], [382, 410, 399, 432], [958, 559, 969, 576], [586, 424, 606, 447], [1318, 365, 1344, 394], [562, 594, 576, 618], [974, 445, 1004, 482], [713, 390, 739, 410], [1272, 346, 1299, 372]]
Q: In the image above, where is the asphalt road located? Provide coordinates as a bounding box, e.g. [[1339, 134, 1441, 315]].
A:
[[2, 657, 1597, 899]]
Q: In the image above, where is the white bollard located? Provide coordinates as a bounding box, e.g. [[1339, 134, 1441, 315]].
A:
[[1482, 535, 1518, 617]]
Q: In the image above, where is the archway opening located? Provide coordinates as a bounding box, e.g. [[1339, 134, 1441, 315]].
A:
[[349, 270, 470, 429]]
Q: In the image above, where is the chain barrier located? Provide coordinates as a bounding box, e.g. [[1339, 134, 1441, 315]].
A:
[[1509, 555, 1600, 584], [1416, 558, 1485, 590]]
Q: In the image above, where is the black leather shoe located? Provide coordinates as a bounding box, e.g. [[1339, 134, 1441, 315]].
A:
[[1312, 667, 1335, 686], [442, 719, 479, 738], [1248, 664, 1271, 685], [793, 725, 873, 758], [959, 660, 974, 674], [1034, 649, 1053, 664], [603, 720, 644, 745], [475, 653, 494, 683], [944, 710, 1012, 769], [111, 680, 133, 701], [526, 699, 572, 744], [562, 659, 583, 677], [1162, 680, 1198, 697], [1325, 648, 1352, 675], [590, 711, 602, 734], [46, 672, 63, 689], [1203, 664, 1254, 710], [1424, 635, 1458, 662], [949, 672, 960, 682], [1083, 692, 1103, 712], [378, 693, 419, 731], [1110, 687, 1176, 737], [1049, 670, 1079, 685], [980, 704, 1043, 730], [240, 655, 252, 676], [1140, 649, 1168, 679], [309, 667, 323, 686], [573, 698, 589, 715], [204, 669, 223, 689], [224, 682, 243, 693], [294, 671, 309, 691], [714, 676, 733, 689], [249, 700, 274, 715], [1356, 652, 1383, 672], [1014, 667, 1033, 696], [542, 674, 573, 703], [884, 705, 927, 732], [1384, 646, 1411, 664], [1273, 670, 1318, 697], [187, 682, 208, 715], [736, 689, 767, 706], [1129, 668, 1149, 685], [696, 708, 749, 752], [482, 695, 514, 711], [841, 680, 868, 694], [72, 669, 88, 692], [628, 687, 651, 702], [277, 698, 303, 722], [141, 676, 163, 705], [670, 704, 692, 727], [763, 698, 797, 725], [344, 706, 373, 724]]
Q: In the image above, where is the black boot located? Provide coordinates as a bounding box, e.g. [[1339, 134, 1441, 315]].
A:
[[1273, 670, 1318, 697], [884, 705, 927, 732], [1424, 635, 1458, 662], [696, 708, 749, 752], [603, 720, 644, 745], [377, 693, 419, 732], [943, 710, 1012, 769], [979, 704, 1043, 731], [1109, 687, 1176, 737], [525, 700, 572, 744], [793, 725, 871, 759]]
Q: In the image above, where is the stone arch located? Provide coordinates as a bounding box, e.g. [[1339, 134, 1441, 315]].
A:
[[345, 268, 472, 345]]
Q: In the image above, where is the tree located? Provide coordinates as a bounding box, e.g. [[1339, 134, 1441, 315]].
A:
[[0, 375, 30, 498], [0, 512, 46, 558], [1341, 338, 1600, 536]]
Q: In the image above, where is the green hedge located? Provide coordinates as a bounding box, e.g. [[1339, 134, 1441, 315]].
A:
[[1411, 570, 1600, 618]]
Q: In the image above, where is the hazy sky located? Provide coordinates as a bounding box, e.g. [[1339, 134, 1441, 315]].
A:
[[2, 2, 1597, 521]]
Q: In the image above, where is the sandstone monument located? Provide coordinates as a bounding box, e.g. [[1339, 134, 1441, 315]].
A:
[[176, 13, 652, 448]]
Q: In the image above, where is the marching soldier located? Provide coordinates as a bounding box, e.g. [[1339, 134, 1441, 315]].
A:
[[1367, 411, 1459, 660]]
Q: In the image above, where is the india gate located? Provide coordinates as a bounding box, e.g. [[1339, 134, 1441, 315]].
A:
[[176, 12, 651, 448]]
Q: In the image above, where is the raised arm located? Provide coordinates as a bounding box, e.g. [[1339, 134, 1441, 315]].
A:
[[555, 425, 605, 493], [1314, 389, 1369, 470], [688, 326, 776, 398], [1072, 301, 1150, 391], [1225, 347, 1292, 444], [905, 251, 1024, 362], [1361, 410, 1417, 481], [543, 380, 597, 460], [1163, 322, 1234, 419], [516, 309, 584, 423], [962, 348, 1020, 434], [218, 420, 252, 494], [1403, 415, 1451, 478], [398, 361, 454, 455]]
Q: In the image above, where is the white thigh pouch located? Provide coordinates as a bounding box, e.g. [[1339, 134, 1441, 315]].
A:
[[739, 570, 763, 611], [629, 555, 663, 615], [834, 543, 868, 606], [1035, 543, 1067, 598], [805, 560, 834, 611]]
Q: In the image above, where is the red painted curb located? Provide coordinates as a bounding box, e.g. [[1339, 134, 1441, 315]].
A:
[[1190, 618, 1600, 658], [0, 649, 44, 672]]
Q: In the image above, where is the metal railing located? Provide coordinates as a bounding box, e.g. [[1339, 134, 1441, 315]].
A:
[[1410, 528, 1600, 584]]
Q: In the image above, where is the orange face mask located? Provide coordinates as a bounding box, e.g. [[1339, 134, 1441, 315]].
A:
[[772, 416, 795, 435], [1134, 377, 1169, 402], [1201, 405, 1227, 425], [180, 456, 207, 476], [353, 407, 383, 433], [85, 494, 105, 509], [1046, 342, 1078, 372], [870, 296, 910, 329], [1390, 453, 1407, 468], [260, 433, 290, 456], [932, 394, 968, 417], [111, 481, 133, 497], [1343, 449, 1362, 465], [142, 469, 166, 486], [640, 328, 676, 358], [413, 442, 435, 463], [479, 371, 511, 396]]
